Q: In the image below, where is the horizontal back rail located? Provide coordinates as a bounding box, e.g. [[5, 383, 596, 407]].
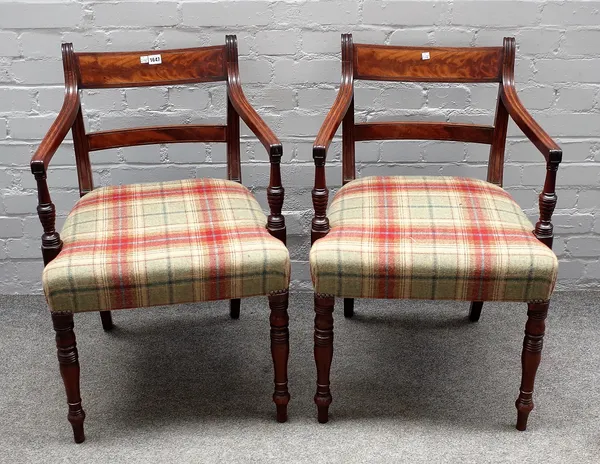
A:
[[87, 125, 227, 151], [354, 44, 503, 83], [354, 122, 494, 144], [76, 46, 226, 88]]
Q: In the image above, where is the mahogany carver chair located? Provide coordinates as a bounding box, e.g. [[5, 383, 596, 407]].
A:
[[31, 36, 290, 443], [310, 34, 561, 430]]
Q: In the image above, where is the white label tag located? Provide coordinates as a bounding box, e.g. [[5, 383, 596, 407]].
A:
[[140, 55, 149, 64], [148, 54, 162, 65], [422, 52, 430, 60]]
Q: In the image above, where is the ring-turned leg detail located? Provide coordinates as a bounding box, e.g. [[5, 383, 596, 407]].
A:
[[515, 302, 548, 431], [52, 312, 86, 443], [269, 291, 290, 422], [314, 294, 334, 423]]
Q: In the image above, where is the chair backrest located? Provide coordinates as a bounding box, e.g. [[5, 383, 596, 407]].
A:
[[61, 36, 243, 196], [340, 34, 516, 187]]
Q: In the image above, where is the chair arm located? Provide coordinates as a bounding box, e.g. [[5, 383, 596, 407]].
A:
[[225, 36, 282, 162], [30, 93, 79, 265], [311, 83, 353, 243], [501, 83, 562, 248], [312, 81, 353, 164], [227, 82, 282, 161], [30, 93, 79, 176], [227, 79, 286, 242], [501, 83, 562, 164], [224, 35, 285, 243]]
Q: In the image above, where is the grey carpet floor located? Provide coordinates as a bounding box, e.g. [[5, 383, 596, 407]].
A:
[[1, 292, 599, 463]]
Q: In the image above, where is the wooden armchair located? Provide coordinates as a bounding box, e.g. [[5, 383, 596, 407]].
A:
[[31, 36, 290, 443], [310, 34, 561, 430]]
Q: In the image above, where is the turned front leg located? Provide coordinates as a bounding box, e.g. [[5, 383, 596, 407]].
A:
[[269, 291, 290, 422], [515, 302, 549, 431], [52, 312, 86, 443], [314, 294, 334, 423]]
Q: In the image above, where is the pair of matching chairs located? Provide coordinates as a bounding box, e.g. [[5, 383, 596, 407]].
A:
[[32, 35, 560, 443]]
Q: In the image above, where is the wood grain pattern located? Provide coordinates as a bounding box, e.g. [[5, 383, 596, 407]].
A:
[[354, 44, 503, 82], [354, 122, 494, 144], [77, 46, 226, 88], [311, 34, 562, 430], [87, 125, 227, 151], [31, 37, 288, 441]]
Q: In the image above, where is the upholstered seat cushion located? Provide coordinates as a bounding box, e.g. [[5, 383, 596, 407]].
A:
[[43, 178, 290, 312], [310, 176, 558, 302]]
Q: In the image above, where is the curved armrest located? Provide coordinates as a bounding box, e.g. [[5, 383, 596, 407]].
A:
[[228, 82, 282, 159], [313, 82, 353, 162], [501, 84, 562, 164], [225, 36, 281, 160], [30, 93, 79, 176]]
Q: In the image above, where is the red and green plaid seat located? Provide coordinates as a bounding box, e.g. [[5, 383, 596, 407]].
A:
[[310, 176, 558, 302], [43, 178, 290, 313]]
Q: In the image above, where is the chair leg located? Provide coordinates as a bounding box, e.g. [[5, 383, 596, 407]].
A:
[[269, 291, 290, 423], [99, 311, 113, 331], [51, 312, 86, 443], [230, 298, 241, 319], [515, 302, 549, 431], [469, 301, 483, 322], [343, 298, 354, 318], [314, 294, 335, 423]]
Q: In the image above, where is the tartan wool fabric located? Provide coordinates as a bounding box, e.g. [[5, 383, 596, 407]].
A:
[[310, 176, 558, 302], [43, 178, 290, 313]]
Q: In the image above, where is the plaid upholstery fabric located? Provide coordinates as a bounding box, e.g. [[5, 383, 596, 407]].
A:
[[43, 178, 290, 313], [310, 176, 558, 302]]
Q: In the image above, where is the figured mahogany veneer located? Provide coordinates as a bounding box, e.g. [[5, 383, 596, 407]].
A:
[[87, 125, 227, 151], [311, 35, 562, 431], [76, 46, 226, 88], [31, 36, 288, 443], [354, 45, 503, 83], [354, 122, 495, 144]]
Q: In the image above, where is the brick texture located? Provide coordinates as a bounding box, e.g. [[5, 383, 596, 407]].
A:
[[0, 0, 598, 294]]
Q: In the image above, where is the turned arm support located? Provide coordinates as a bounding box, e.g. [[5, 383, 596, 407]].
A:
[[501, 83, 562, 248], [225, 35, 285, 242], [499, 37, 561, 248], [30, 92, 80, 265], [312, 82, 354, 165], [311, 82, 353, 243], [226, 73, 285, 242]]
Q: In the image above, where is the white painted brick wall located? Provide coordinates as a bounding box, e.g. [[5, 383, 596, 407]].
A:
[[0, 0, 599, 294]]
